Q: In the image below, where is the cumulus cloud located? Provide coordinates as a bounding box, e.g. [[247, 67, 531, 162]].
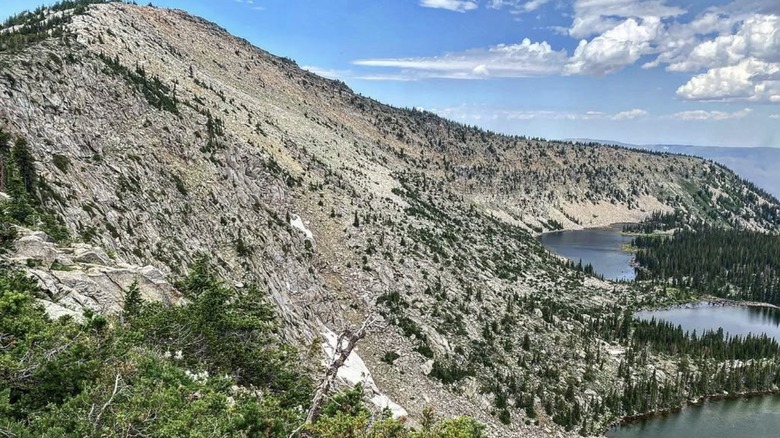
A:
[[387, 0, 780, 105], [771, 114, 780, 119], [353, 38, 568, 79], [676, 58, 780, 102], [667, 14, 780, 72], [642, 12, 738, 70], [671, 108, 753, 120], [420, 0, 478, 12], [568, 0, 684, 38], [566, 17, 662, 75]]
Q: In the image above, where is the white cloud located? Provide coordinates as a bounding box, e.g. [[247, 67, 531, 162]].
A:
[[722, 0, 780, 16], [670, 108, 753, 121], [676, 58, 780, 102], [353, 38, 568, 79], [568, 0, 684, 38], [488, 0, 552, 13], [302, 66, 351, 80], [521, 0, 552, 12], [667, 14, 780, 72], [234, 0, 264, 11], [420, 0, 478, 12], [356, 0, 780, 110], [642, 12, 738, 70], [473, 64, 490, 76], [433, 105, 648, 122], [771, 114, 780, 119], [566, 17, 662, 75], [612, 108, 648, 120], [353, 74, 419, 81]]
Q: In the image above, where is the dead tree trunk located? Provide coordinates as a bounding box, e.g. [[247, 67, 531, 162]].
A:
[[295, 315, 376, 436]]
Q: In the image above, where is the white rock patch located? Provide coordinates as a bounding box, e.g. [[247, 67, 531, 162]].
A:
[[322, 329, 408, 419], [290, 214, 314, 239]]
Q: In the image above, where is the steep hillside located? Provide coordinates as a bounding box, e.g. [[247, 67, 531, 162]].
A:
[[641, 145, 780, 200], [2, 2, 780, 437]]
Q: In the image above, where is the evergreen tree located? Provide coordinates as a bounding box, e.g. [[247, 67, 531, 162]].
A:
[[122, 279, 143, 321], [11, 137, 36, 196]]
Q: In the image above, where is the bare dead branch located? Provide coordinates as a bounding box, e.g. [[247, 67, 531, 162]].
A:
[[93, 373, 122, 431], [290, 314, 378, 437]]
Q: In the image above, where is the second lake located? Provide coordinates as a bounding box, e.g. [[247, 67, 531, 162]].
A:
[[538, 224, 636, 281]]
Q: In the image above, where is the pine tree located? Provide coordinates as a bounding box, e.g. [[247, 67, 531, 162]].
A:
[[123, 279, 143, 321], [11, 137, 36, 196]]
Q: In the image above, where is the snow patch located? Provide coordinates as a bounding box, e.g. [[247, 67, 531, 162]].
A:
[[290, 214, 314, 239], [322, 329, 408, 419]]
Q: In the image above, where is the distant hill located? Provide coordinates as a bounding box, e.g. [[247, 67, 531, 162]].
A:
[[568, 139, 780, 199]]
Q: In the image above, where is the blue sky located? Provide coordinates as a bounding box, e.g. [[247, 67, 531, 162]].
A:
[[3, 0, 779, 147]]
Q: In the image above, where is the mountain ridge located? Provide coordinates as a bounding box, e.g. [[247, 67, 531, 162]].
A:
[[566, 138, 780, 199]]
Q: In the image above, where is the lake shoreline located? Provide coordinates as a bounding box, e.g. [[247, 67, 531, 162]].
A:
[[636, 296, 780, 313], [535, 222, 635, 238], [607, 388, 780, 435]]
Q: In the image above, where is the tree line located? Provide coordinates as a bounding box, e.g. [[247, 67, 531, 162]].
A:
[[632, 227, 780, 305]]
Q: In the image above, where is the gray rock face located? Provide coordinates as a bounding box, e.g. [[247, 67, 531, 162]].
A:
[[8, 228, 182, 316], [14, 234, 69, 269], [71, 244, 113, 265]]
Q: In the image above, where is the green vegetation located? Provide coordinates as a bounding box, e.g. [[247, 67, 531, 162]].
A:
[[376, 291, 435, 359], [305, 385, 486, 437], [0, 1, 114, 52], [633, 228, 780, 305], [558, 307, 780, 424], [0, 261, 487, 437], [0, 260, 313, 436], [6, 2, 780, 435], [381, 351, 400, 365], [0, 129, 70, 243], [51, 154, 71, 173], [98, 52, 179, 115], [632, 318, 780, 361], [623, 210, 693, 234], [203, 112, 225, 152]]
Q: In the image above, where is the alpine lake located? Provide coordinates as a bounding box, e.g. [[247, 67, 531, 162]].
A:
[[538, 224, 780, 438]]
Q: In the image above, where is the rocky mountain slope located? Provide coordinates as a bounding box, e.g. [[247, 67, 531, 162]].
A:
[[7, 226, 181, 321], [570, 138, 780, 200], [639, 145, 780, 200], [2, 2, 780, 436]]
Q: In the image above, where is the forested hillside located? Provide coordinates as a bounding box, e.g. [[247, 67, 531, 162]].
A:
[[633, 228, 780, 305]]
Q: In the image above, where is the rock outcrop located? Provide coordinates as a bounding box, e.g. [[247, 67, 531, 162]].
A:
[[7, 227, 182, 320]]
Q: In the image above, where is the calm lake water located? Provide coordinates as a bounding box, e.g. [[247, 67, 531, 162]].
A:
[[635, 303, 780, 340], [608, 394, 780, 438], [540, 227, 780, 437], [610, 303, 780, 438], [538, 225, 635, 281]]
